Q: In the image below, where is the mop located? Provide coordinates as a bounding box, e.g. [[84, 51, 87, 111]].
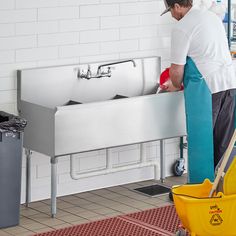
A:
[[209, 129, 236, 197]]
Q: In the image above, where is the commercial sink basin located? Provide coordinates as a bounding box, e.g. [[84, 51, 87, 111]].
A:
[[17, 56, 187, 217], [17, 56, 186, 157], [64, 94, 128, 106]]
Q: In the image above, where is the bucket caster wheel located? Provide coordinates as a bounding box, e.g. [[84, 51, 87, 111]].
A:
[[173, 158, 185, 176], [175, 228, 187, 236]]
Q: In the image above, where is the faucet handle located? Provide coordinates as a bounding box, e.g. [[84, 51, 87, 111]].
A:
[[107, 66, 115, 73], [86, 64, 92, 79]]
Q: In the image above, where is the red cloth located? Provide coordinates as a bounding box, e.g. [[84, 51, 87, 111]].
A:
[[160, 68, 170, 86], [159, 68, 184, 90]]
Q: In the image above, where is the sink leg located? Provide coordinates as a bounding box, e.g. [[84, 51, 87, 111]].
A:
[[51, 156, 58, 218], [160, 140, 165, 183], [25, 149, 31, 207]]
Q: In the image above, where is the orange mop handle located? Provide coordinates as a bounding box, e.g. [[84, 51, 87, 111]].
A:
[[209, 129, 236, 197]]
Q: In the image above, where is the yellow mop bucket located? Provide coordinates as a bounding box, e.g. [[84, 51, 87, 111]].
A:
[[172, 130, 236, 236], [172, 179, 236, 236]]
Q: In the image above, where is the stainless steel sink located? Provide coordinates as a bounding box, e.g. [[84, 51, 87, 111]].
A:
[[17, 56, 186, 157], [17, 56, 187, 217]]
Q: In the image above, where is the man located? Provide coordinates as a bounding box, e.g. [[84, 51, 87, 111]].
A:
[[161, 0, 236, 168]]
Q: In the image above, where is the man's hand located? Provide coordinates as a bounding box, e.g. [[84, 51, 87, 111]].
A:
[[160, 79, 180, 92]]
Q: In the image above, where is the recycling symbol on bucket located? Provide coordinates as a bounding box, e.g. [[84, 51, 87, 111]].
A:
[[210, 214, 223, 226]]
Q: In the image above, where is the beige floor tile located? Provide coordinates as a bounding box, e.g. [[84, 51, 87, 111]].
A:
[[29, 205, 51, 215], [59, 195, 80, 202], [29, 213, 52, 222], [110, 196, 132, 203], [20, 208, 39, 217], [73, 192, 94, 199], [91, 189, 113, 196], [118, 208, 140, 214], [84, 195, 107, 203], [0, 175, 187, 235], [25, 201, 47, 209], [109, 204, 138, 212], [62, 206, 87, 215], [122, 183, 144, 189], [51, 223, 71, 230], [125, 198, 153, 205], [80, 203, 104, 210], [136, 180, 157, 186], [126, 193, 151, 201], [116, 190, 142, 197], [77, 211, 100, 219], [106, 186, 127, 192], [104, 212, 122, 218], [62, 198, 92, 207], [92, 199, 120, 207], [86, 215, 108, 221], [99, 192, 124, 200], [20, 219, 36, 227], [32, 227, 54, 234], [41, 199, 51, 205], [56, 201, 76, 210], [92, 207, 116, 215], [141, 197, 166, 205], [13, 231, 34, 236], [0, 231, 11, 236], [53, 209, 74, 218], [134, 204, 156, 211], [70, 219, 89, 225], [117, 198, 146, 206], [36, 218, 65, 227], [2, 226, 29, 235], [59, 214, 85, 223], [22, 222, 46, 231], [53, 213, 71, 221]]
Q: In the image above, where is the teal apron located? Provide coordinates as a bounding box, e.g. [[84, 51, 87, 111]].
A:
[[183, 57, 215, 183]]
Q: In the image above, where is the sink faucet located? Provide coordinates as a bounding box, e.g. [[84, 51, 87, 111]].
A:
[[97, 59, 136, 77], [77, 64, 94, 80], [77, 59, 136, 80]]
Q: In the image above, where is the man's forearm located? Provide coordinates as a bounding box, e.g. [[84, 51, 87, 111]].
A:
[[169, 64, 184, 88]]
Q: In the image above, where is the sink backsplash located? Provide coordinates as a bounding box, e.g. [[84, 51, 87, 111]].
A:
[[18, 57, 161, 108]]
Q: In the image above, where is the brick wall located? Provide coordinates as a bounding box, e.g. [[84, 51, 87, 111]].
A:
[[0, 0, 185, 203]]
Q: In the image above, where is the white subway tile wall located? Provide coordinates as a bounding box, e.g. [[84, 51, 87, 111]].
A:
[[0, 0, 185, 203]]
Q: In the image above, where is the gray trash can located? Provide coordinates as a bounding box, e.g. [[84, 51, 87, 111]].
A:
[[0, 111, 26, 228]]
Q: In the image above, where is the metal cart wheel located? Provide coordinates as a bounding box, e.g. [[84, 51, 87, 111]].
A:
[[173, 137, 186, 176], [173, 159, 185, 176], [175, 228, 187, 236]]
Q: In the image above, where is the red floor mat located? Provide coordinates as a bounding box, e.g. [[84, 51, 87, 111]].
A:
[[122, 204, 181, 234], [33, 205, 184, 236]]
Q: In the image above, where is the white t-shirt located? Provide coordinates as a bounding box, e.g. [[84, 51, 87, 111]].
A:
[[171, 6, 236, 94]]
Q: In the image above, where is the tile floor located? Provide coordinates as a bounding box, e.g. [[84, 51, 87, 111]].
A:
[[0, 175, 187, 236]]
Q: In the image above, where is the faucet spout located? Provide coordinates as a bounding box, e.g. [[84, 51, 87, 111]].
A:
[[97, 59, 136, 75]]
